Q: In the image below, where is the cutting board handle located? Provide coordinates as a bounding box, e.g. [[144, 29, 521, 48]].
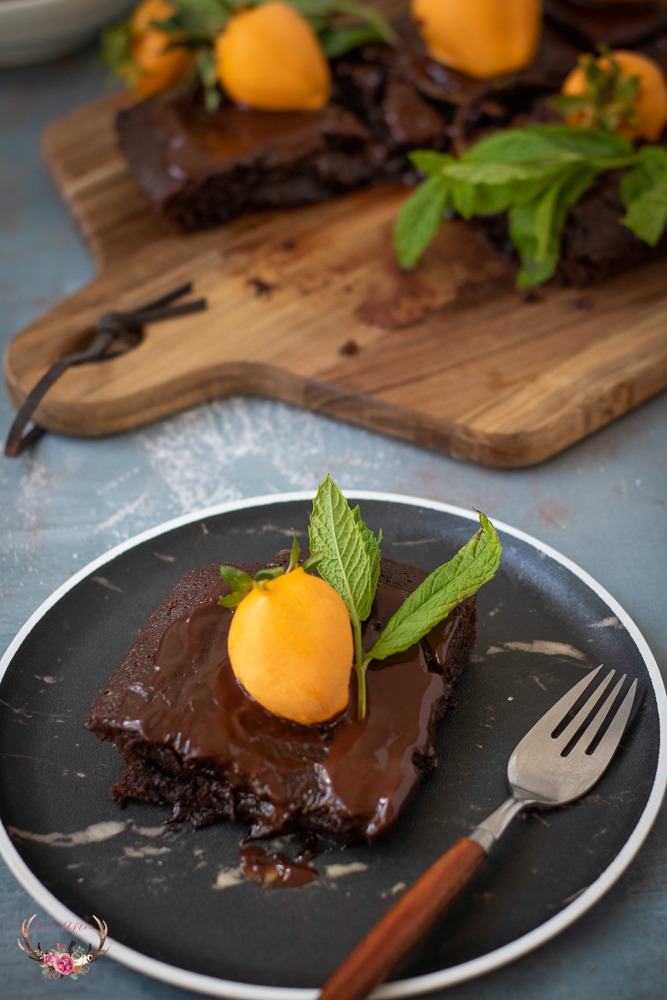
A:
[[5, 281, 208, 456]]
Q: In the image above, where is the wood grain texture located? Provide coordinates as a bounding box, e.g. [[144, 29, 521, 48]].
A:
[[318, 837, 487, 1000], [4, 91, 667, 467]]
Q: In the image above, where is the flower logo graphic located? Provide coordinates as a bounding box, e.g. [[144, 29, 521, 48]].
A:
[[18, 914, 110, 981]]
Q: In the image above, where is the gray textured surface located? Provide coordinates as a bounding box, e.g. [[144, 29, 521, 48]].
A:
[[1, 40, 666, 1000]]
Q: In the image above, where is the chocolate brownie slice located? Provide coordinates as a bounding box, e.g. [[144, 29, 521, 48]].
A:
[[85, 555, 477, 843], [116, 35, 447, 232]]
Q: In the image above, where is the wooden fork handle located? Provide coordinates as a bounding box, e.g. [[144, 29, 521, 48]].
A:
[[318, 837, 487, 1000]]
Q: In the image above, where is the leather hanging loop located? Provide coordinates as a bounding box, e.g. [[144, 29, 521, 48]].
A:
[[4, 283, 207, 458]]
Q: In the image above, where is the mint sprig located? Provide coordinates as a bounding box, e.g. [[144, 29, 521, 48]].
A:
[[395, 124, 667, 289], [157, 0, 395, 50], [218, 563, 285, 607], [550, 47, 641, 136], [620, 145, 667, 245], [282, 0, 395, 55], [363, 512, 501, 666], [309, 477, 501, 718], [219, 532, 314, 607]]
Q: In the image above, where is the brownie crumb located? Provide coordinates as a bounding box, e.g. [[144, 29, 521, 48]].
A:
[[568, 295, 594, 310], [247, 276, 275, 297], [339, 339, 360, 356], [522, 289, 543, 304]]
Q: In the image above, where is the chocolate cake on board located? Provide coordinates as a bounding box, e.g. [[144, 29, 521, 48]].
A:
[[85, 554, 477, 844], [114, 2, 667, 285]]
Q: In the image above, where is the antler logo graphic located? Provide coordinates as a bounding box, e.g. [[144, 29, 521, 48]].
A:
[[18, 914, 110, 981]]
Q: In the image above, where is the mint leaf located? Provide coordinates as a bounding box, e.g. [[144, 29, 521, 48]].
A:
[[409, 150, 456, 177], [364, 512, 501, 664], [218, 565, 255, 607], [163, 0, 229, 35], [394, 123, 652, 288], [321, 25, 383, 57], [462, 127, 574, 165], [620, 146, 667, 246], [337, 0, 395, 41], [510, 165, 597, 288], [218, 562, 285, 607], [308, 476, 382, 717], [99, 21, 133, 80], [446, 159, 573, 219], [286, 0, 395, 50], [463, 124, 631, 164], [395, 173, 451, 269], [351, 504, 382, 601], [308, 475, 378, 625]]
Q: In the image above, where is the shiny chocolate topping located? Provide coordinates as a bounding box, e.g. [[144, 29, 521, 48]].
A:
[[171, 100, 367, 170], [113, 574, 466, 841], [239, 844, 319, 888]]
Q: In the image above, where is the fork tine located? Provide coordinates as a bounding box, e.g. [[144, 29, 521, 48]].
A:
[[583, 674, 627, 751], [552, 669, 618, 753], [525, 665, 604, 740], [582, 678, 638, 771]]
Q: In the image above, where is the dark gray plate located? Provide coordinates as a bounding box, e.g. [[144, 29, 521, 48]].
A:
[[1, 494, 665, 998]]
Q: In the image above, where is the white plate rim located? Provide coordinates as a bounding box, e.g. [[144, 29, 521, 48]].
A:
[[1, 489, 666, 999]]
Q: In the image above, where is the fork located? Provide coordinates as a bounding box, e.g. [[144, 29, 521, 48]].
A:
[[317, 665, 638, 1000]]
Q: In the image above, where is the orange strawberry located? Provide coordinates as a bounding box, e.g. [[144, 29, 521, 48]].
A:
[[227, 566, 353, 724], [411, 0, 541, 79], [126, 0, 193, 99], [561, 49, 667, 143], [215, 2, 331, 111]]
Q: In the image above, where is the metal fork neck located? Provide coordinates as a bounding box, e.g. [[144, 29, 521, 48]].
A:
[[468, 796, 534, 854]]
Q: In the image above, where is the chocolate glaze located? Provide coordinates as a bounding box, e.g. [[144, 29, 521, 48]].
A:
[[86, 557, 477, 843], [117, 95, 376, 231], [239, 845, 318, 888]]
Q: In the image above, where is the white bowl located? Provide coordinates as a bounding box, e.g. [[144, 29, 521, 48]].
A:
[[0, 0, 134, 67]]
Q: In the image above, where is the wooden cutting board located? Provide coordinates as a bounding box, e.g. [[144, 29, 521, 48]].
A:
[[5, 91, 667, 467]]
